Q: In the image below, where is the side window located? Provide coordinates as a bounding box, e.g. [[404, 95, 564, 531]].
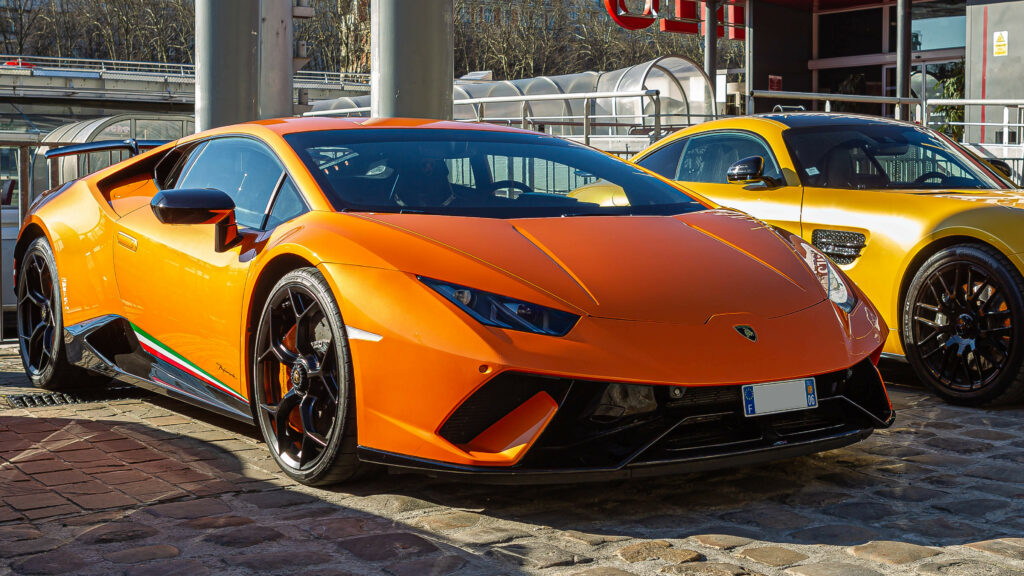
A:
[[154, 141, 204, 190], [177, 137, 284, 229], [264, 178, 308, 229], [636, 139, 688, 180], [676, 133, 784, 184]]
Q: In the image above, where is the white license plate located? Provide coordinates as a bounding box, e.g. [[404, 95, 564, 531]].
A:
[[742, 378, 817, 417]]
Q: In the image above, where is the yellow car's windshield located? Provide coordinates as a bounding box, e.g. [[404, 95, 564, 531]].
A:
[[784, 124, 1002, 190]]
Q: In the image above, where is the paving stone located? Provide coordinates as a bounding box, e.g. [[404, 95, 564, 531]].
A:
[[66, 491, 137, 510], [789, 525, 880, 546], [308, 516, 380, 539], [905, 454, 975, 468], [562, 530, 630, 546], [104, 544, 180, 563], [449, 526, 530, 545], [490, 541, 587, 568], [965, 464, 1024, 484], [32, 469, 92, 486], [76, 522, 159, 543], [146, 497, 230, 519], [848, 541, 940, 564], [124, 559, 211, 576], [182, 515, 254, 529], [617, 540, 671, 562], [965, 539, 1024, 560], [661, 549, 705, 563], [873, 486, 945, 502], [0, 525, 42, 541], [360, 494, 437, 514], [10, 550, 87, 575], [932, 499, 1006, 517], [226, 550, 333, 570], [659, 563, 755, 575], [693, 534, 754, 550], [14, 459, 71, 475], [236, 490, 318, 509], [202, 524, 284, 547], [962, 429, 1017, 441], [385, 554, 467, 576], [0, 536, 61, 557], [414, 511, 482, 531], [785, 563, 882, 576], [823, 502, 894, 522], [924, 436, 993, 454], [737, 547, 809, 567], [4, 493, 70, 511], [917, 559, 1021, 576], [340, 532, 439, 562]]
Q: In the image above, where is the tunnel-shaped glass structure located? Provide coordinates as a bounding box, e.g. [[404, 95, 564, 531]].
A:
[[310, 56, 715, 136], [33, 113, 194, 193]]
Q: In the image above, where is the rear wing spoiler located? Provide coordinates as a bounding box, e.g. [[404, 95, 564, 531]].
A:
[[43, 139, 170, 159]]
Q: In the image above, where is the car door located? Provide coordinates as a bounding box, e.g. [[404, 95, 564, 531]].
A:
[[636, 131, 804, 236], [113, 136, 308, 409]]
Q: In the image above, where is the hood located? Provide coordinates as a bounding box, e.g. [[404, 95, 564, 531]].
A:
[[892, 188, 1024, 208], [347, 209, 825, 324]]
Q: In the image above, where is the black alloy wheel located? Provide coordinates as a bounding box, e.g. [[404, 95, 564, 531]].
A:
[[253, 268, 363, 485], [16, 237, 99, 390], [903, 244, 1024, 405]]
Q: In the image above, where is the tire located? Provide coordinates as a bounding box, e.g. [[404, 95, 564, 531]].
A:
[[17, 237, 103, 390], [901, 243, 1024, 405], [252, 267, 365, 485]]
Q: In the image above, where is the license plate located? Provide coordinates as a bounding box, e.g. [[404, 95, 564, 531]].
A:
[[742, 378, 817, 417]]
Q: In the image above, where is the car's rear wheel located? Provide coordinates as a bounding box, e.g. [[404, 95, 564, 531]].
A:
[[253, 268, 363, 485], [17, 238, 104, 390], [902, 244, 1024, 405]]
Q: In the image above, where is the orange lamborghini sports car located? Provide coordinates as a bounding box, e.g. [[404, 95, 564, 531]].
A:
[[18, 118, 893, 485]]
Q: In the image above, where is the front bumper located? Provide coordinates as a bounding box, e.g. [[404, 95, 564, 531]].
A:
[[357, 358, 894, 483]]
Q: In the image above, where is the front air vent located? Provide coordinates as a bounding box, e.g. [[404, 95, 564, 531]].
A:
[[812, 229, 866, 265]]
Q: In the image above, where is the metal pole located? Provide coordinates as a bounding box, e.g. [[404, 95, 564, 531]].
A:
[[259, 0, 294, 119], [895, 0, 912, 120], [744, 0, 754, 115], [704, 0, 718, 108], [195, 0, 260, 132], [18, 147, 29, 223], [371, 0, 454, 119]]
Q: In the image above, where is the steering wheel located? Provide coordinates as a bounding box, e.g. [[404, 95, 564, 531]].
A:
[[913, 171, 950, 185], [487, 179, 534, 197]]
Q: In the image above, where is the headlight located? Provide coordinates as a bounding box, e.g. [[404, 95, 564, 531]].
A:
[[419, 277, 580, 336], [792, 241, 858, 314]]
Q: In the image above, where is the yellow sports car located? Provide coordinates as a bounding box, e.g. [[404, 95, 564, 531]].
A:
[[575, 113, 1024, 405]]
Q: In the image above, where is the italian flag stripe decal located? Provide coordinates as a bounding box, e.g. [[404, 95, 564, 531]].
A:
[[130, 322, 248, 403]]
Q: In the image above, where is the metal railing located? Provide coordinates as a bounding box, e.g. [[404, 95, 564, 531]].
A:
[[924, 98, 1024, 147], [0, 54, 370, 85], [304, 89, 718, 148], [749, 90, 925, 120]]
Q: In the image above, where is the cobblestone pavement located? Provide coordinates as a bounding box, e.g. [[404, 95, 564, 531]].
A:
[[1, 344, 1023, 576]]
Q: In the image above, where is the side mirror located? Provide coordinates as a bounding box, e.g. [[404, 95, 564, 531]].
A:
[[727, 156, 766, 185], [151, 188, 240, 252], [988, 158, 1015, 180]]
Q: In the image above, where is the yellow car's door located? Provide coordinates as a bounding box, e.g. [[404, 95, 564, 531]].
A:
[[635, 130, 804, 236]]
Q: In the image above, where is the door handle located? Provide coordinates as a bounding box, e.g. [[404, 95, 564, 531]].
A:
[[812, 229, 866, 265], [117, 232, 138, 252]]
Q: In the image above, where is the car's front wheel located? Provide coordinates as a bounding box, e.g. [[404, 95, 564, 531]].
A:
[[902, 244, 1024, 405], [253, 268, 364, 485], [17, 237, 104, 390]]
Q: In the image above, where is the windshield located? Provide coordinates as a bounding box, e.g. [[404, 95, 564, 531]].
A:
[[285, 129, 705, 218], [784, 124, 1002, 190]]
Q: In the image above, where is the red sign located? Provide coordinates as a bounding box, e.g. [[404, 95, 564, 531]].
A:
[[602, 0, 744, 39], [769, 75, 783, 92]]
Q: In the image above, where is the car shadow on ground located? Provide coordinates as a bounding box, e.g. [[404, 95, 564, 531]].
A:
[[4, 356, 1023, 575], [0, 410, 513, 575]]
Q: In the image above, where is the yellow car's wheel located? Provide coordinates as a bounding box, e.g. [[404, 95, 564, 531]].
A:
[[902, 244, 1024, 405]]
